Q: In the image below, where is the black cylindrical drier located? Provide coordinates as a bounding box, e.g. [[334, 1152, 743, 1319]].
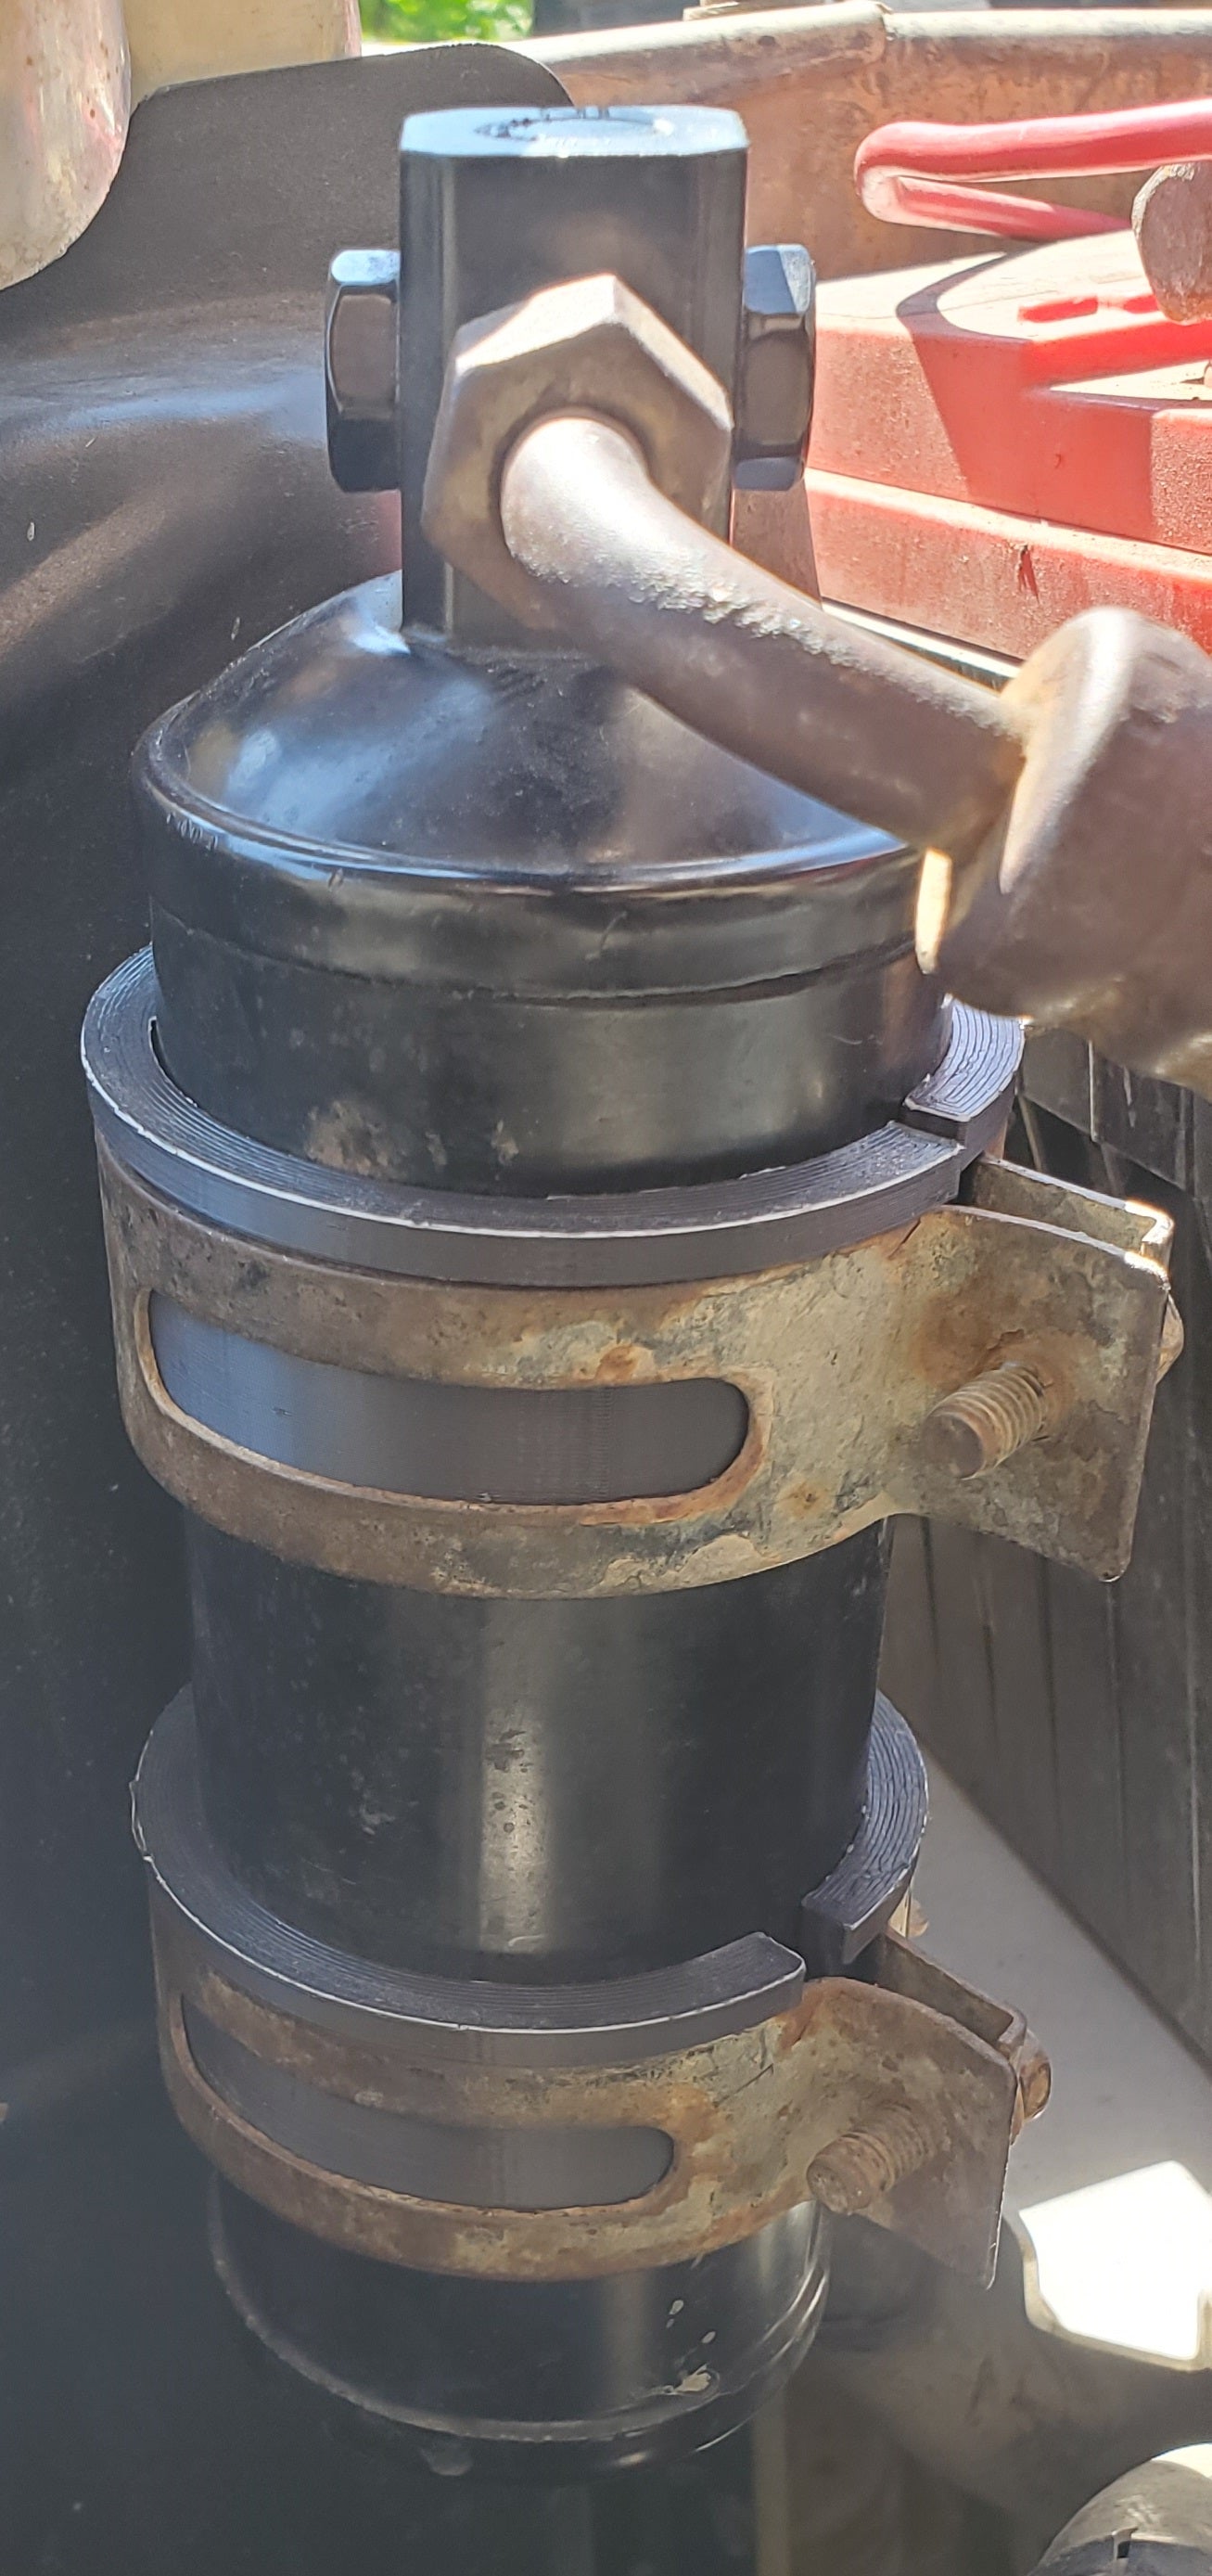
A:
[[83, 105, 1024, 2478]]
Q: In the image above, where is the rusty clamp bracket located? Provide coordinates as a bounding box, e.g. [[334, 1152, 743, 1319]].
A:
[[136, 1694, 1043, 2289], [98, 1134, 1176, 1596]]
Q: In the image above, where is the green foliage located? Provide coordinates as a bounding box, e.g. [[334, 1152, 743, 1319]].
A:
[[361, 0, 531, 41]]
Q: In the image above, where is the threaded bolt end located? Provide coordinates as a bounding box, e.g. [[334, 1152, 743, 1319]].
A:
[[806, 2107, 936, 2217], [922, 1358, 1052, 1479]]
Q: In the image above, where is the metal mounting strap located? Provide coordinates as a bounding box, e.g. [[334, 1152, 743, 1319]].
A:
[[136, 1691, 1037, 2289], [98, 1142, 1174, 1593], [153, 1902, 1023, 2291]]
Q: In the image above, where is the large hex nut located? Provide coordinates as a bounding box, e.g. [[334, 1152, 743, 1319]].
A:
[[421, 271, 734, 623]]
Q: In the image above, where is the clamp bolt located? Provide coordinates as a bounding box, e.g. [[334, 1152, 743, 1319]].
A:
[[922, 1358, 1053, 1480], [807, 2107, 936, 2216], [1014, 2036, 1053, 2133]]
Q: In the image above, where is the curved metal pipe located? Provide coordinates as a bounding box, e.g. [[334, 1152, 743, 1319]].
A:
[[498, 413, 1027, 864]]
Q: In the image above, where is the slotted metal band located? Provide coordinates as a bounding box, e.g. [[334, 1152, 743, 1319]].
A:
[[137, 1698, 1020, 2286], [96, 1141, 1174, 1596]]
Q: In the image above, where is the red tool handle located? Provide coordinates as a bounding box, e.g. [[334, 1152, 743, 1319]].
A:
[[855, 96, 1212, 240]]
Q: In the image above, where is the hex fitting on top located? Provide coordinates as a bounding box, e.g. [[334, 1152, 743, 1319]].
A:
[[421, 272, 734, 623]]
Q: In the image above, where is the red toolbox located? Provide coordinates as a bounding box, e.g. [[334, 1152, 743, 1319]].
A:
[[810, 103, 1212, 654]]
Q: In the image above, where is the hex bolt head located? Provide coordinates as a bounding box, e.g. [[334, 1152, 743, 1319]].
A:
[[325, 248, 400, 494], [1014, 2037, 1053, 2130], [922, 1358, 1053, 1480], [734, 242, 815, 491]]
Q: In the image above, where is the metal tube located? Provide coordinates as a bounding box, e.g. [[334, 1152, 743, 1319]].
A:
[[497, 412, 1027, 864]]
